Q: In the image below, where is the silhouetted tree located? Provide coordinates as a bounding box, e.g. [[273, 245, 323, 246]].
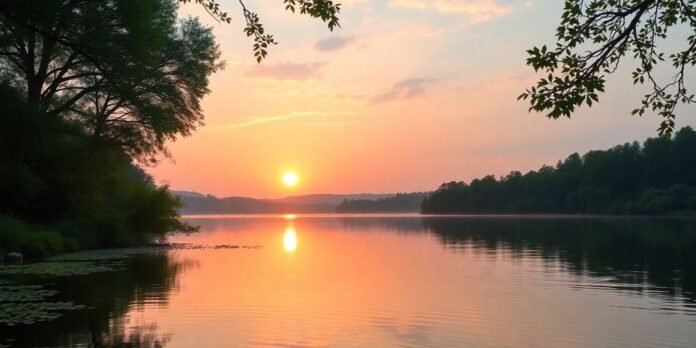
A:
[[336, 193, 429, 213], [0, 0, 341, 63], [0, 0, 222, 163], [0, 1, 203, 253], [520, 1, 696, 136], [180, 0, 341, 61]]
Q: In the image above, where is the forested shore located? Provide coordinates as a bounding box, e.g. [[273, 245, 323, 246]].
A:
[[422, 128, 696, 215], [336, 193, 428, 213], [0, 0, 220, 258]]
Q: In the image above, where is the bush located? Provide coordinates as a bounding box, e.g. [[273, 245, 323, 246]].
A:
[[0, 85, 196, 257], [0, 216, 77, 258]]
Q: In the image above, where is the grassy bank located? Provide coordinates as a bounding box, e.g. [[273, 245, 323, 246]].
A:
[[0, 217, 77, 259], [0, 210, 196, 260]]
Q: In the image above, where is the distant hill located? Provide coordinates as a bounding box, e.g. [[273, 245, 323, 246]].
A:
[[172, 190, 207, 198], [273, 193, 395, 206], [173, 192, 399, 214], [335, 193, 429, 213]]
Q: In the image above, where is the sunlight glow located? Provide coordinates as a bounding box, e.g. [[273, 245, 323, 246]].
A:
[[283, 227, 298, 253], [282, 171, 299, 187]]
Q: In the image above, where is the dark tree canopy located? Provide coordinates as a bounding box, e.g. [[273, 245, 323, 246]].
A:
[[520, 0, 696, 136], [336, 193, 429, 213], [422, 127, 696, 215], [0, 0, 215, 254], [0, 0, 341, 64], [0, 0, 222, 163]]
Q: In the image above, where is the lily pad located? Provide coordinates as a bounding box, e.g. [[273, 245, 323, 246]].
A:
[[0, 261, 123, 276], [47, 247, 169, 262], [0, 282, 85, 326], [0, 301, 85, 326], [0, 285, 58, 302]]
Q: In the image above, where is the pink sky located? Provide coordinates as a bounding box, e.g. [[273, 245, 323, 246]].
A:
[[149, 0, 696, 198]]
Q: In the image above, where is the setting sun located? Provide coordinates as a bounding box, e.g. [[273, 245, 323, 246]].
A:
[[282, 171, 299, 187]]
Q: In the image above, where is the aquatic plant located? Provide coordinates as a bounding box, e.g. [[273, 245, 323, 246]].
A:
[[0, 261, 123, 276], [0, 282, 85, 326], [0, 301, 85, 326]]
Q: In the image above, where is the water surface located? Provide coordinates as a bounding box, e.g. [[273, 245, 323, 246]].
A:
[[3, 215, 696, 347]]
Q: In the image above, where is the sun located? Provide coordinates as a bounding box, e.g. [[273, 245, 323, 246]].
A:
[[282, 171, 299, 187]]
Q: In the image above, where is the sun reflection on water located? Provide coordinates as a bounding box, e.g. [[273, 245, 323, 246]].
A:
[[283, 226, 298, 253]]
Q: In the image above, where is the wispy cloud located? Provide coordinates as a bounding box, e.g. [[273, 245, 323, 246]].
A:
[[400, 24, 444, 38], [390, 0, 514, 22], [208, 111, 354, 130], [309, 122, 352, 127], [370, 78, 436, 105], [315, 35, 356, 52], [244, 62, 325, 81]]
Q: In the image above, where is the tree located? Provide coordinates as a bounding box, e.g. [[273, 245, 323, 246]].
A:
[[422, 127, 696, 215], [0, 1, 207, 251], [0, 0, 341, 64], [0, 0, 342, 253], [181, 0, 341, 62], [76, 17, 223, 162], [0, 84, 196, 249], [0, 0, 222, 163], [519, 0, 696, 136]]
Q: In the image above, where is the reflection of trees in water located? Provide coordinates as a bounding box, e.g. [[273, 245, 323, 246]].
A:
[[338, 216, 696, 304], [421, 217, 696, 304], [95, 319, 171, 348], [339, 217, 426, 234], [4, 252, 197, 347]]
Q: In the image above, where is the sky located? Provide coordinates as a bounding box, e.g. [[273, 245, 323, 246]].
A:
[[149, 0, 696, 198]]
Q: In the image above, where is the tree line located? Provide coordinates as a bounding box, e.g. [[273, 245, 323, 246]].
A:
[[0, 0, 220, 257], [336, 193, 429, 213], [422, 127, 696, 215]]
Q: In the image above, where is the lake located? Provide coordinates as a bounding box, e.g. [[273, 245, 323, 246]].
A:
[[2, 214, 696, 347]]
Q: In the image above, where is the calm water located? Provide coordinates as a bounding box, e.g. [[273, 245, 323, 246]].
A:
[[3, 215, 696, 347]]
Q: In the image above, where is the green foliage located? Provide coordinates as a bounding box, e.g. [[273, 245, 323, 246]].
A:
[[520, 0, 696, 136], [0, 84, 196, 256], [0, 285, 58, 303], [0, 0, 202, 256], [637, 184, 696, 214], [0, 0, 223, 163], [0, 301, 85, 326], [0, 251, 192, 346], [0, 282, 84, 327], [283, 0, 342, 30], [0, 217, 76, 259], [0, 249, 191, 329], [423, 127, 696, 215], [180, 0, 233, 23], [179, 0, 341, 62], [240, 5, 278, 63], [0, 261, 123, 277]]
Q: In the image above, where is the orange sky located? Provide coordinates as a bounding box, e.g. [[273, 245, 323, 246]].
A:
[[149, 1, 696, 198]]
